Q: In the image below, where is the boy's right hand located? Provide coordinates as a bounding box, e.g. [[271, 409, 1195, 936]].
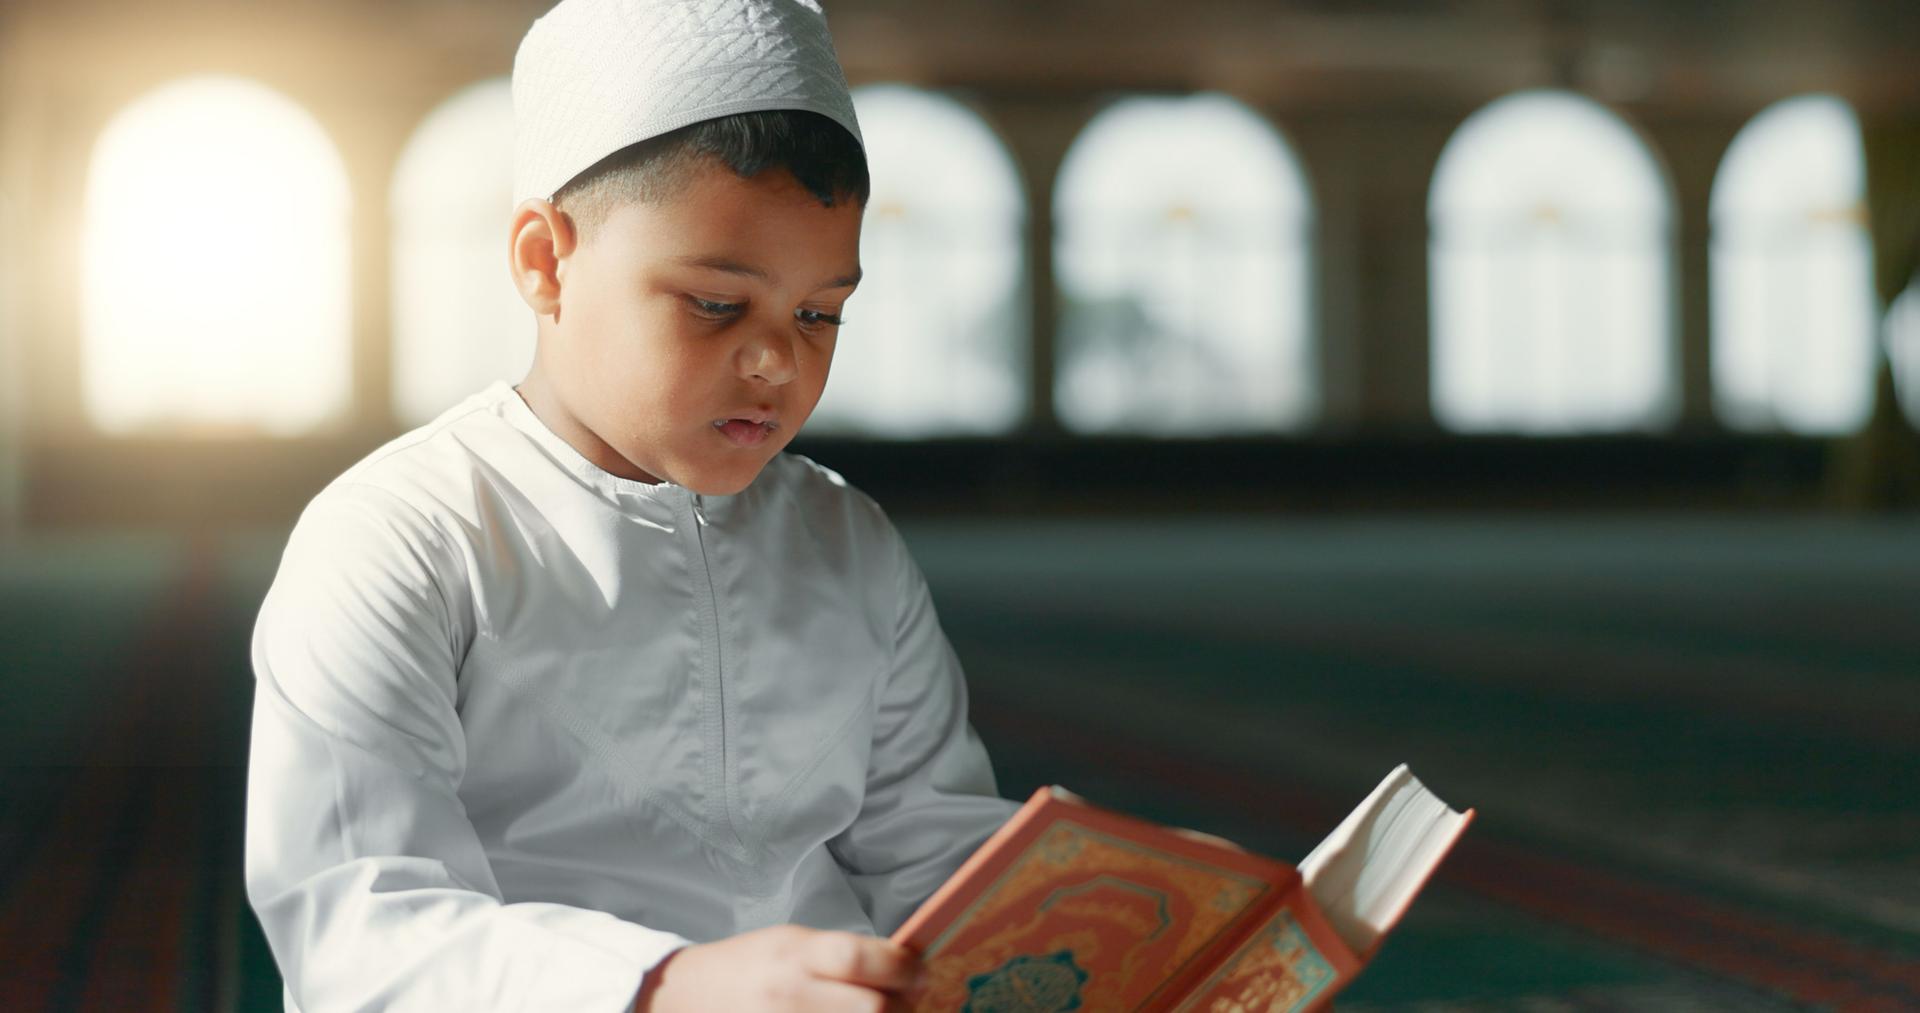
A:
[[636, 925, 923, 1012]]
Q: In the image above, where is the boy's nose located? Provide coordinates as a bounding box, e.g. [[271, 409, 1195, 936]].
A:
[[741, 328, 798, 386]]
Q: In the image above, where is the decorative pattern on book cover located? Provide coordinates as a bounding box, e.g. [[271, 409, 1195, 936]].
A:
[[1169, 908, 1341, 1013], [894, 787, 1357, 1012]]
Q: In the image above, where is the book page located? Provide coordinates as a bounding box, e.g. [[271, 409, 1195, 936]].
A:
[[1297, 764, 1473, 957]]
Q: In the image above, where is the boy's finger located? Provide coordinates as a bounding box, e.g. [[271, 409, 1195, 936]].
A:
[[804, 932, 921, 990]]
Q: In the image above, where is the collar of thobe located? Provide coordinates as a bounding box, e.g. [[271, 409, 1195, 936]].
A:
[[496, 381, 733, 526]]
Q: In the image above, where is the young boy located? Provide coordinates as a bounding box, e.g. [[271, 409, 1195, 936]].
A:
[[244, 1, 1019, 1009]]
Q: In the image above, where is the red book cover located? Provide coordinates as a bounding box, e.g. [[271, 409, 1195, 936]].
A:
[[893, 787, 1366, 1012]]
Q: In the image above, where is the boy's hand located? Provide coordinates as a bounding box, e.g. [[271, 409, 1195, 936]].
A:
[[636, 925, 923, 1012]]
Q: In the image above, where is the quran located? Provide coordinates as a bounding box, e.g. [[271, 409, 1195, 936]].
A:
[[892, 765, 1474, 1012]]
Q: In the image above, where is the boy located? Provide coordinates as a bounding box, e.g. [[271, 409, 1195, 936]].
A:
[[244, 0, 1020, 1009]]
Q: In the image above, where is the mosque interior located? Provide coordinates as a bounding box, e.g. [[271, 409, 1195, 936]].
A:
[[0, 0, 1916, 1009]]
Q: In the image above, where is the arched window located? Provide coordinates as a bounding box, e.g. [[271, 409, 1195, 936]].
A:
[[807, 84, 1026, 436], [82, 76, 351, 435], [1891, 278, 1920, 428], [1710, 95, 1875, 434], [1429, 89, 1675, 433], [1053, 93, 1314, 434], [391, 78, 526, 427]]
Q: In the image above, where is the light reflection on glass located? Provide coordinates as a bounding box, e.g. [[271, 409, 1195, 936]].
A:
[[1429, 89, 1674, 434], [1053, 93, 1314, 435], [1890, 280, 1920, 428], [1710, 94, 1874, 435]]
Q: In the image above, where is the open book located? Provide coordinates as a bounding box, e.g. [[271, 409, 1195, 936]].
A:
[[893, 764, 1474, 1012]]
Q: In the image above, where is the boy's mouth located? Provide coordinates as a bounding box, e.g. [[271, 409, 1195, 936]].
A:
[[713, 417, 778, 447]]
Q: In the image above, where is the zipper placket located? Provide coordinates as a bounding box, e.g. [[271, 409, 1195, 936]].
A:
[[684, 491, 745, 852]]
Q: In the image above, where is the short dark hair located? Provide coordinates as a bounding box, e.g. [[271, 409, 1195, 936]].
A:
[[552, 109, 869, 245]]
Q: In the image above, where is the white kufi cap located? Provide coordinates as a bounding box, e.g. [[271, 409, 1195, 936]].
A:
[[512, 0, 862, 204]]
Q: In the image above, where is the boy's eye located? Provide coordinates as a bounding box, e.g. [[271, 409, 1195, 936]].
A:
[[796, 308, 845, 328], [686, 296, 744, 318]]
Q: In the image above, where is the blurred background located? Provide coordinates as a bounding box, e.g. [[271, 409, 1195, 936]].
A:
[[2, 0, 1918, 1009]]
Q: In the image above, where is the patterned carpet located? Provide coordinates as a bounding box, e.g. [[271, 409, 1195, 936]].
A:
[[1, 515, 1915, 1011]]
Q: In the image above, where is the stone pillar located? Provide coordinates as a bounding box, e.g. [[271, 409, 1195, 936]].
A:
[[975, 93, 1092, 437], [1639, 112, 1744, 431], [1283, 114, 1381, 434], [300, 90, 414, 440], [1337, 107, 1464, 435]]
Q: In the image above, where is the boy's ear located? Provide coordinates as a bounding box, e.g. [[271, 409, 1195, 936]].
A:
[[508, 198, 578, 319]]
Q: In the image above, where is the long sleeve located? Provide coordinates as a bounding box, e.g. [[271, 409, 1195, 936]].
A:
[[825, 519, 1020, 934], [245, 483, 690, 1012]]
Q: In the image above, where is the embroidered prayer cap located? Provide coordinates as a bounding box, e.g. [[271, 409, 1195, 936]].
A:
[[511, 0, 864, 205]]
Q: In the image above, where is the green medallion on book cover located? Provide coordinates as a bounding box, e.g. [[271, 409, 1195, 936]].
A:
[[963, 950, 1089, 1012]]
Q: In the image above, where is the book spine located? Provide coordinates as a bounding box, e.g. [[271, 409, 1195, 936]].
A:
[[1163, 882, 1363, 1013], [1146, 884, 1290, 1011], [1292, 889, 1365, 1012]]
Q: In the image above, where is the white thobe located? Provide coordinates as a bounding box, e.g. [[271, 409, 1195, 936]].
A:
[[245, 381, 1018, 1011]]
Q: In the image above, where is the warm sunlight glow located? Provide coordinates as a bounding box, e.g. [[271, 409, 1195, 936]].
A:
[[1710, 95, 1874, 435], [391, 78, 527, 427], [82, 76, 352, 435]]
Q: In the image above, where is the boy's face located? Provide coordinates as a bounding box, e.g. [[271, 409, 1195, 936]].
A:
[[517, 160, 863, 496]]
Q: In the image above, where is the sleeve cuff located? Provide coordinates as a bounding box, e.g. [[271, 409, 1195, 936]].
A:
[[507, 906, 694, 1012]]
